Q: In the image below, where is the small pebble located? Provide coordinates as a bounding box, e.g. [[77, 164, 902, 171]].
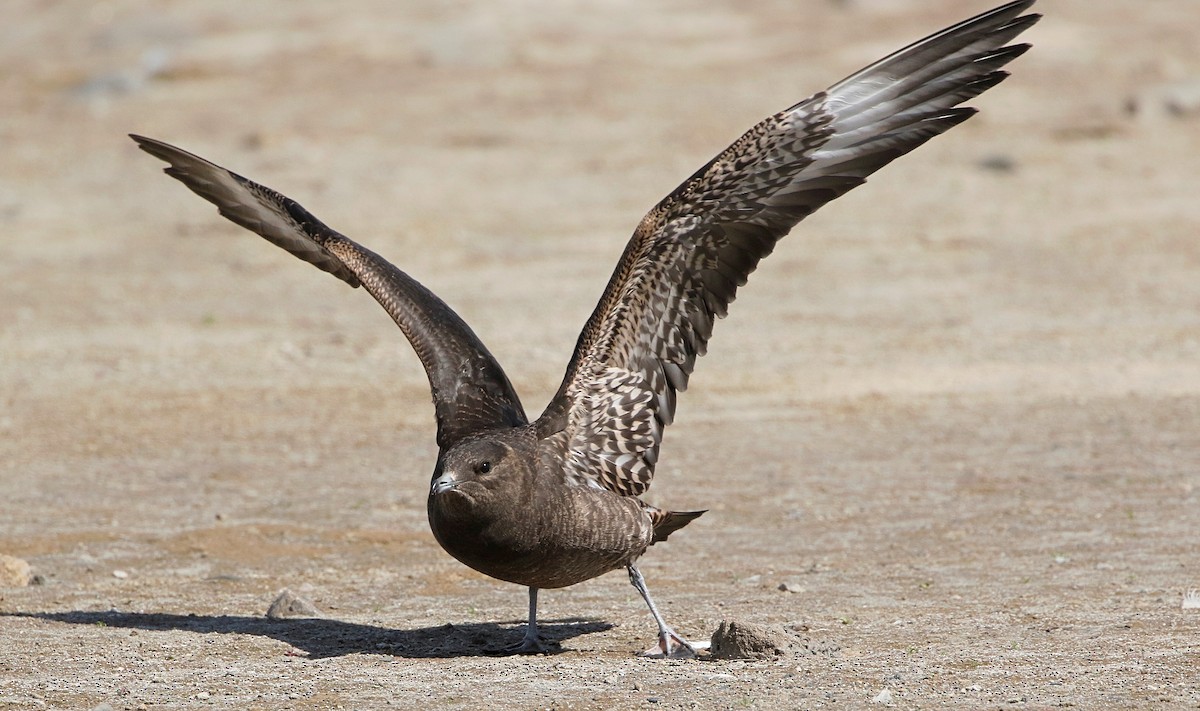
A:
[[873, 688, 894, 704], [112, 569, 129, 579], [195, 692, 210, 700]]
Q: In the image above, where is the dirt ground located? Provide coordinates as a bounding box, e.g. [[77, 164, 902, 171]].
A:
[[2, 0, 1198, 708]]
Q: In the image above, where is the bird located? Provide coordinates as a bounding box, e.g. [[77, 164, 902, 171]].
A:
[[132, 0, 1039, 658]]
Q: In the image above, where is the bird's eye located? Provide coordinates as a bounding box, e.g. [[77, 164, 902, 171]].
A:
[[477, 461, 492, 474]]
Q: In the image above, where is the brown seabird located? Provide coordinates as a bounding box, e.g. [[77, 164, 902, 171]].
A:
[[132, 1, 1039, 657]]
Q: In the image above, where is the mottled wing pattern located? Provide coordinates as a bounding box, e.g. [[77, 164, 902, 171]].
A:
[[132, 135, 528, 448], [543, 366, 665, 495], [537, 1, 1039, 496]]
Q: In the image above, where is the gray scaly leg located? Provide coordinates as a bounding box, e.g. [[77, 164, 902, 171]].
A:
[[627, 563, 696, 658], [505, 586, 546, 654]]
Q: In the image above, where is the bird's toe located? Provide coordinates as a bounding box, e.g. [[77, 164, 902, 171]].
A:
[[639, 631, 698, 659], [504, 635, 550, 655]]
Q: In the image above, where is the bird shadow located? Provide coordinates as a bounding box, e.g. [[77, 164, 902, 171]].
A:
[[4, 610, 612, 659]]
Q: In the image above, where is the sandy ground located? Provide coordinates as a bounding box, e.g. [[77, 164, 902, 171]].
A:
[[2, 0, 1199, 708]]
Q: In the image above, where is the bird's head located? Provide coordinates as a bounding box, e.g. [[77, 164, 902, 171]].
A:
[[428, 434, 525, 513]]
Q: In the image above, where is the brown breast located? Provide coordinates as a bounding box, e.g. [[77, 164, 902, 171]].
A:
[[428, 474, 654, 589]]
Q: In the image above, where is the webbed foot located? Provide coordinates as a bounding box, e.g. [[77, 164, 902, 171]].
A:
[[503, 629, 549, 655], [639, 628, 698, 659]]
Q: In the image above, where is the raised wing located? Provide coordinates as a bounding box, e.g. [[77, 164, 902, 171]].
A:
[[131, 135, 528, 448], [537, 1, 1039, 496]]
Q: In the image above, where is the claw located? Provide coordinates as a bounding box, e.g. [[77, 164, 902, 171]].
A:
[[504, 633, 548, 655], [639, 629, 697, 659], [626, 563, 699, 660]]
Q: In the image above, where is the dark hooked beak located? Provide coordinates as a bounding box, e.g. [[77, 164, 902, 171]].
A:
[[431, 471, 458, 495]]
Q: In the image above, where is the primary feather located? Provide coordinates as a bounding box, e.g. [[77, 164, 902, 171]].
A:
[[130, 135, 528, 449], [536, 1, 1039, 497]]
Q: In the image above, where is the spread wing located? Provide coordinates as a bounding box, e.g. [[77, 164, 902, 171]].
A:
[[131, 135, 528, 449], [535, 1, 1040, 496]]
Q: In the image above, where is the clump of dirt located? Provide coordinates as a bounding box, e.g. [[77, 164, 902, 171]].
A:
[[709, 620, 842, 660], [266, 588, 322, 619], [0, 555, 34, 587], [710, 620, 792, 659]]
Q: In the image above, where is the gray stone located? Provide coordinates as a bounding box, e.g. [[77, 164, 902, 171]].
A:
[[266, 588, 321, 619]]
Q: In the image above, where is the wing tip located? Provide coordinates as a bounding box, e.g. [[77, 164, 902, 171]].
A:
[[129, 133, 168, 156], [986, 0, 1038, 21], [933, 106, 978, 129], [1002, 12, 1043, 36], [129, 133, 200, 175]]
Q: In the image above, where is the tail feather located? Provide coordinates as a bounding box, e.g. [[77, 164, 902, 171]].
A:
[[649, 508, 706, 543]]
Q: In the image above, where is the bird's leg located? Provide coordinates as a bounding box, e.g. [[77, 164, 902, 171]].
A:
[[627, 563, 697, 659], [504, 586, 547, 654]]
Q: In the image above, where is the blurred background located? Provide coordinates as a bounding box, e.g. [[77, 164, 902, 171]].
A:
[[3, 0, 1197, 401], [3, 0, 1197, 414]]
